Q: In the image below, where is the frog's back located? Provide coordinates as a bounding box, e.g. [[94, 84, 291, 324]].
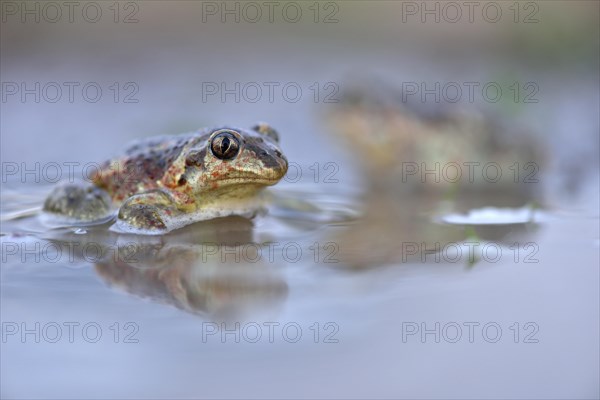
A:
[[92, 131, 208, 202]]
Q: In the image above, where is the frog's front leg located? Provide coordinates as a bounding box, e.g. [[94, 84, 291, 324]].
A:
[[116, 190, 182, 233], [43, 183, 113, 222]]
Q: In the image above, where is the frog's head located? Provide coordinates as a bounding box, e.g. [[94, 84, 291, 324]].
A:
[[182, 124, 288, 194]]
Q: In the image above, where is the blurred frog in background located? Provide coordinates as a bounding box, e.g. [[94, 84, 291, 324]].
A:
[[327, 78, 544, 199], [324, 76, 545, 269]]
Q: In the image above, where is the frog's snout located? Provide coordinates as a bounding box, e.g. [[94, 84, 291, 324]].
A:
[[256, 147, 288, 181], [269, 150, 288, 182], [275, 151, 288, 178]]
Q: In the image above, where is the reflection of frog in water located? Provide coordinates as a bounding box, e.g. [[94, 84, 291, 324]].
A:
[[45, 217, 288, 319], [43, 124, 288, 234]]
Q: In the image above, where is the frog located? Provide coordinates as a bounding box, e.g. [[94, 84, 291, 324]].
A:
[[43, 123, 288, 234]]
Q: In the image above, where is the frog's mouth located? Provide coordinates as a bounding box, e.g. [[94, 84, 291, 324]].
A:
[[221, 158, 288, 186], [217, 175, 282, 187]]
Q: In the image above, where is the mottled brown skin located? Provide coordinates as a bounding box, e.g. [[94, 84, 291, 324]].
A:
[[43, 124, 288, 233]]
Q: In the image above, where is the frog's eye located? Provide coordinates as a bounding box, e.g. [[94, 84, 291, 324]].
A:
[[210, 132, 240, 160], [251, 122, 279, 143]]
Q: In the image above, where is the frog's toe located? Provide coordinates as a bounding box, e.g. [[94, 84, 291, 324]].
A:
[[43, 184, 112, 221], [117, 203, 168, 232]]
